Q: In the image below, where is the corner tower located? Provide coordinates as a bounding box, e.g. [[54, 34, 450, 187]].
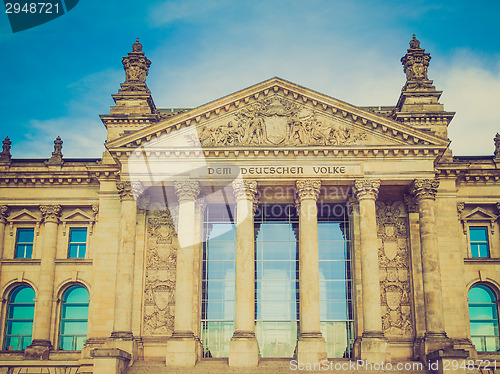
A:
[[100, 38, 160, 142], [393, 35, 455, 140]]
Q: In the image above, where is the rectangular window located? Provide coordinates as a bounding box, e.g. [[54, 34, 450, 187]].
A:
[[68, 228, 87, 258], [15, 228, 34, 258], [469, 227, 489, 258]]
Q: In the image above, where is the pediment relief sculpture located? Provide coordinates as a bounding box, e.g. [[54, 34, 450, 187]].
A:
[[193, 95, 368, 147]]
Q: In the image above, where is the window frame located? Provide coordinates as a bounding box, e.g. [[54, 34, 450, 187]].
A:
[[468, 226, 490, 258], [3, 285, 35, 351], [14, 227, 35, 259], [67, 227, 88, 259], [468, 284, 500, 352], [58, 284, 89, 351]]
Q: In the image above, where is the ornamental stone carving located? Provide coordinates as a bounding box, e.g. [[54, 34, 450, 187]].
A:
[[494, 133, 500, 159], [232, 180, 258, 201], [120, 38, 151, 92], [143, 209, 178, 336], [197, 95, 367, 147], [410, 179, 439, 201], [295, 180, 321, 201], [401, 34, 432, 90], [0, 205, 8, 223], [353, 179, 380, 201], [0, 137, 11, 162], [39, 205, 62, 223], [403, 194, 418, 214], [116, 181, 134, 200], [377, 201, 413, 337], [173, 180, 200, 201]]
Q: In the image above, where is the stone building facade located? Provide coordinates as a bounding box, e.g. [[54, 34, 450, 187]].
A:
[[0, 36, 499, 373]]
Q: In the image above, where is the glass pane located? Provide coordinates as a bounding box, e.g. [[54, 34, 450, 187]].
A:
[[201, 321, 234, 358], [470, 321, 497, 336], [321, 321, 353, 358], [319, 242, 346, 261], [319, 261, 347, 280], [255, 321, 298, 358], [64, 286, 89, 303], [60, 321, 88, 335], [68, 244, 79, 258], [468, 286, 496, 303], [318, 223, 344, 241], [5, 336, 19, 350], [61, 305, 89, 319], [7, 321, 33, 335], [205, 241, 235, 261], [75, 336, 86, 350], [478, 244, 490, 258], [11, 286, 35, 303], [59, 336, 74, 350], [262, 242, 292, 261], [16, 244, 32, 258], [16, 229, 34, 243], [69, 228, 87, 243], [206, 261, 234, 280], [470, 227, 488, 242], [9, 305, 35, 319]]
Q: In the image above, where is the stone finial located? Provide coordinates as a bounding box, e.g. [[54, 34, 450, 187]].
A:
[[120, 38, 151, 92], [494, 133, 500, 159], [48, 136, 63, 165], [401, 34, 432, 89], [0, 205, 9, 223], [0, 136, 12, 162]]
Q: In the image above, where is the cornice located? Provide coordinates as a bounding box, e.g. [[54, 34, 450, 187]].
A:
[[109, 145, 445, 161], [106, 78, 449, 150]]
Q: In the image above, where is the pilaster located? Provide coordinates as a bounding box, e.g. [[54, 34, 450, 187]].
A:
[[229, 179, 259, 367], [25, 204, 61, 359], [0, 205, 8, 258]]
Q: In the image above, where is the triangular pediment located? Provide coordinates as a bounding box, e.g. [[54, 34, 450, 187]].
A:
[[9, 209, 40, 222], [107, 77, 448, 152], [62, 209, 93, 222], [463, 207, 498, 221]]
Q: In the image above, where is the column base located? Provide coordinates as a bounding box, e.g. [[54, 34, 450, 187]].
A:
[[426, 348, 469, 374], [24, 339, 52, 359], [229, 331, 259, 367], [165, 332, 200, 367], [419, 332, 452, 359], [357, 332, 391, 363], [295, 333, 327, 364], [91, 348, 131, 374]]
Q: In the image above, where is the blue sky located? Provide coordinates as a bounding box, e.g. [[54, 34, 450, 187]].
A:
[[0, 0, 499, 158]]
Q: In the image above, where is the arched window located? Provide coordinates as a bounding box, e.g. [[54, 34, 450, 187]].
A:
[[4, 285, 35, 350], [468, 285, 500, 352], [59, 285, 89, 350]]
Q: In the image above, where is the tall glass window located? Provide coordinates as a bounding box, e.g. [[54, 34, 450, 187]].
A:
[[318, 204, 353, 358], [201, 204, 236, 358], [59, 285, 89, 350], [469, 227, 490, 258], [4, 285, 35, 350], [15, 228, 34, 258], [468, 285, 499, 351], [255, 204, 299, 357]]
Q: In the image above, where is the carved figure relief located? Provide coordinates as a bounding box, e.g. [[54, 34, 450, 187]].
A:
[[143, 209, 178, 336], [377, 201, 413, 337], [196, 95, 367, 147]]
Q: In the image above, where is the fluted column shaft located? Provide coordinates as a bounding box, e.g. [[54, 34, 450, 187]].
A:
[[232, 180, 258, 335], [353, 179, 383, 334], [172, 180, 200, 336], [193, 199, 205, 339], [112, 181, 140, 338], [296, 180, 322, 337], [410, 179, 445, 335], [32, 205, 61, 343]]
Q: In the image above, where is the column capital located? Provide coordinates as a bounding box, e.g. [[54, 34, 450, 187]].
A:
[[174, 180, 200, 201], [232, 179, 258, 201], [116, 181, 133, 200], [353, 179, 380, 201], [295, 179, 321, 202], [410, 179, 439, 201], [39, 205, 61, 223], [0, 205, 9, 224]]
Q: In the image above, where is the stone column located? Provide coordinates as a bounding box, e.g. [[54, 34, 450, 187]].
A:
[[352, 179, 389, 362], [229, 179, 259, 367], [166, 180, 200, 367], [110, 181, 140, 342], [192, 198, 205, 359], [0, 205, 8, 258], [25, 205, 61, 359], [410, 179, 450, 354], [295, 179, 327, 364]]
